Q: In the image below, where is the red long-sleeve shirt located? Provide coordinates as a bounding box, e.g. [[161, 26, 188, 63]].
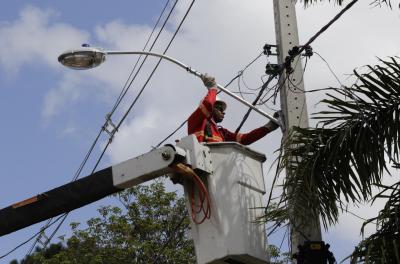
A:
[[188, 88, 271, 145]]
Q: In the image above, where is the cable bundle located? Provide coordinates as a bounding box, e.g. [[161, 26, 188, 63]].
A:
[[171, 163, 211, 224]]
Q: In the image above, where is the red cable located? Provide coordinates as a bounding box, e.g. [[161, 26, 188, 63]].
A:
[[171, 163, 211, 224]]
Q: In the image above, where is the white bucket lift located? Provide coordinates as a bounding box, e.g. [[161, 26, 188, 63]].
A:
[[179, 139, 269, 264]]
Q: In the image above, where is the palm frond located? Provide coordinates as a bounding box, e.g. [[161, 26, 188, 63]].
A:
[[299, 0, 396, 8], [351, 182, 400, 263], [265, 57, 400, 229]]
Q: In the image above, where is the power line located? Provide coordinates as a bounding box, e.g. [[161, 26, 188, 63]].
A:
[[155, 0, 361, 260], [258, 72, 288, 105], [20, 0, 178, 259], [266, 142, 285, 213], [266, 0, 361, 237], [109, 0, 174, 117], [9, 0, 361, 260], [153, 51, 267, 149], [287, 0, 359, 62], [37, 0, 196, 253], [154, 119, 188, 149], [109, 0, 179, 119], [235, 73, 280, 133], [0, 215, 65, 260], [279, 227, 288, 255], [236, 52, 265, 97], [314, 51, 344, 87]]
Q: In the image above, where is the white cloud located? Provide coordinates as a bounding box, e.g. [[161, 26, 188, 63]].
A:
[[1, 2, 398, 259], [42, 72, 83, 119], [0, 6, 89, 75], [95, 21, 155, 50]]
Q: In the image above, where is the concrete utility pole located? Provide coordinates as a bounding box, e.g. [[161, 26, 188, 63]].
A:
[[272, 0, 322, 251]]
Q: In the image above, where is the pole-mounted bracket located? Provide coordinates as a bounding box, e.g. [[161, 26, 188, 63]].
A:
[[285, 45, 314, 73], [103, 113, 118, 142], [263, 43, 278, 56], [265, 63, 284, 76]]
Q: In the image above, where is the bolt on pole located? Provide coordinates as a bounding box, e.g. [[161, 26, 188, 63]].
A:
[[272, 0, 322, 251]]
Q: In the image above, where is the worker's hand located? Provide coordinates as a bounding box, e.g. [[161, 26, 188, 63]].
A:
[[201, 74, 217, 89], [264, 112, 280, 132]]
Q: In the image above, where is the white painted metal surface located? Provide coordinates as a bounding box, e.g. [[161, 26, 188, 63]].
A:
[[112, 135, 210, 190], [176, 135, 213, 174], [186, 142, 269, 264], [112, 145, 183, 189]]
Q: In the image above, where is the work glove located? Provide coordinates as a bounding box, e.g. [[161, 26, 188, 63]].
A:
[[264, 111, 280, 132], [201, 74, 217, 89]]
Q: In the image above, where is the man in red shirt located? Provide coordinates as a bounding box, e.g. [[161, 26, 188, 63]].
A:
[[188, 75, 279, 145]]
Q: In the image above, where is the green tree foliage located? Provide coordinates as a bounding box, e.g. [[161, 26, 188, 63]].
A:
[[13, 181, 195, 264], [268, 245, 291, 264], [351, 181, 400, 263]]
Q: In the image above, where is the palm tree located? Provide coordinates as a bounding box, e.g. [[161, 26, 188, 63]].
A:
[[264, 1, 399, 262], [300, 0, 394, 8], [276, 56, 399, 261]]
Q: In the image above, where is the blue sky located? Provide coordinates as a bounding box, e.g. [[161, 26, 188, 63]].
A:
[[0, 1, 399, 263]]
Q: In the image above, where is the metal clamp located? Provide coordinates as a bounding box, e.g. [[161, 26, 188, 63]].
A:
[[103, 113, 118, 142]]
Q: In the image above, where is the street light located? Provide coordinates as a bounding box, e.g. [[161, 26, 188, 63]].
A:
[[58, 46, 281, 126]]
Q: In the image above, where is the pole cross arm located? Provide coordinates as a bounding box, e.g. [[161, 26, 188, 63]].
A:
[[0, 135, 210, 236], [58, 47, 281, 126]]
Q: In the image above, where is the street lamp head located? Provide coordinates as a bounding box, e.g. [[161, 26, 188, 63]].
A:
[[58, 46, 106, 70], [57, 46, 280, 125]]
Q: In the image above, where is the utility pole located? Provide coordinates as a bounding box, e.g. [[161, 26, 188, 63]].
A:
[[272, 0, 322, 252]]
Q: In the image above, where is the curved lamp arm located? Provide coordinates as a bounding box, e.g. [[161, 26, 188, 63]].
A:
[[58, 47, 281, 126]]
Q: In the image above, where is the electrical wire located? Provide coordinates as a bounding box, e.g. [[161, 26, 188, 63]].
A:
[[0, 214, 65, 260], [259, 72, 289, 106], [266, 141, 285, 212], [109, 0, 174, 117], [257, 81, 280, 105], [239, 70, 264, 92], [345, 209, 377, 224], [91, 0, 197, 171], [152, 51, 266, 149], [109, 0, 179, 119], [154, 119, 188, 149], [284, 55, 308, 94], [24, 108, 106, 258], [36, 0, 196, 253], [279, 227, 288, 254], [231, 90, 257, 95], [288, 0, 359, 62], [268, 1, 360, 255], [314, 51, 344, 87], [268, 222, 288, 237], [20, 0, 179, 258], [287, 53, 346, 96], [236, 53, 264, 100], [15, 0, 360, 259], [235, 72, 280, 133], [25, 218, 52, 257]]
